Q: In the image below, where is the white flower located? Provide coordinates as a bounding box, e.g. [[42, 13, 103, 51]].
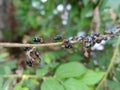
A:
[[100, 40, 106, 45], [91, 43, 104, 51], [41, 0, 47, 3], [57, 4, 64, 12], [61, 14, 68, 20], [32, 1, 39, 9], [77, 31, 85, 36], [62, 20, 67, 25], [66, 4, 72, 10]]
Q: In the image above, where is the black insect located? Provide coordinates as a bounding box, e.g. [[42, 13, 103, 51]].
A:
[[96, 36, 103, 43], [85, 37, 93, 42], [63, 39, 70, 44], [85, 42, 95, 48], [33, 37, 44, 43], [90, 33, 99, 40], [25, 59, 32, 67], [23, 47, 31, 51], [64, 44, 73, 49], [63, 39, 73, 49], [104, 31, 113, 35], [75, 36, 85, 41], [96, 40, 102, 43], [103, 37, 108, 40], [54, 35, 63, 40]]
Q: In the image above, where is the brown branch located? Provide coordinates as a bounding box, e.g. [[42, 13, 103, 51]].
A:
[[0, 41, 78, 48], [0, 27, 119, 48]]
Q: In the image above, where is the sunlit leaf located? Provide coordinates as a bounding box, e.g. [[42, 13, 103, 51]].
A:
[[41, 77, 64, 90], [63, 78, 89, 90], [55, 62, 87, 79], [36, 68, 48, 77], [82, 0, 89, 6], [80, 70, 104, 85]]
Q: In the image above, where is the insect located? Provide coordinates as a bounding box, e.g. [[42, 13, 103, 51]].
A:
[[64, 44, 73, 49], [24, 47, 41, 68], [23, 47, 31, 51], [54, 35, 63, 40], [25, 59, 32, 67], [33, 37, 44, 43], [63, 39, 73, 49]]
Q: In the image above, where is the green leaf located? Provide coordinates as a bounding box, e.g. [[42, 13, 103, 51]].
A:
[[41, 77, 64, 90], [80, 4, 92, 19], [41, 52, 56, 64], [0, 52, 9, 58], [99, 0, 108, 11], [36, 68, 48, 77], [106, 80, 120, 90], [82, 0, 89, 6], [0, 77, 3, 89], [55, 62, 87, 79], [14, 83, 23, 90], [67, 53, 83, 61], [13, 83, 29, 90], [2, 78, 13, 90], [21, 87, 29, 90], [63, 78, 89, 90], [80, 70, 104, 85]]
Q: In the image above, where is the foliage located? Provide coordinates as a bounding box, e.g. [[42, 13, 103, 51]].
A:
[[0, 0, 120, 90]]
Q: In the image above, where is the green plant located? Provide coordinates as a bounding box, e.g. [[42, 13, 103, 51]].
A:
[[0, 0, 120, 90]]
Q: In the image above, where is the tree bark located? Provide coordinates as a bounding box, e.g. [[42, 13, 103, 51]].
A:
[[0, 0, 16, 41]]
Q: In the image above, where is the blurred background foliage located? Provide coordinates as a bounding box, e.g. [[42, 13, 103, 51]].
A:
[[0, 0, 120, 90]]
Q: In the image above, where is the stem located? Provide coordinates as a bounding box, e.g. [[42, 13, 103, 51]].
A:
[[0, 28, 120, 48], [3, 74, 39, 78], [95, 36, 120, 90], [3, 74, 47, 80], [0, 41, 78, 48]]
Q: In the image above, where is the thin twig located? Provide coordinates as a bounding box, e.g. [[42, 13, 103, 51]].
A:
[[0, 41, 78, 48], [0, 27, 119, 48], [95, 36, 120, 90]]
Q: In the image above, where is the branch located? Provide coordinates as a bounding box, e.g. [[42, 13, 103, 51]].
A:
[[0, 27, 120, 48], [0, 41, 78, 48], [95, 36, 120, 90]]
